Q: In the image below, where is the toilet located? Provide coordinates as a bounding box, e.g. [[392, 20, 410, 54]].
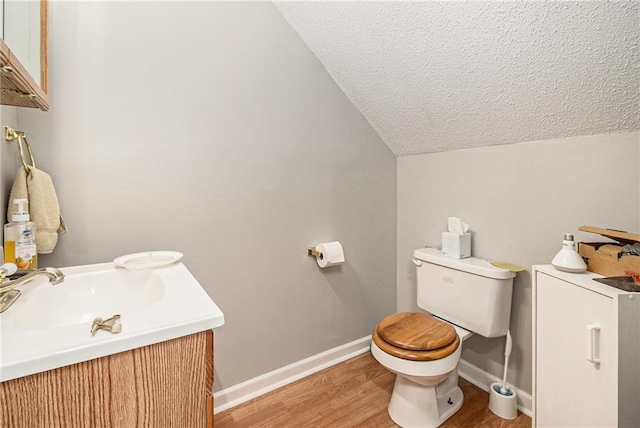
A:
[[371, 247, 515, 428]]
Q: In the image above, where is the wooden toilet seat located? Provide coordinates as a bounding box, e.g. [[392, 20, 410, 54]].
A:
[[373, 312, 460, 361]]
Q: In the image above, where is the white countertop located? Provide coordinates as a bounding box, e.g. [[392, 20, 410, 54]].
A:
[[534, 264, 640, 298], [0, 262, 225, 382]]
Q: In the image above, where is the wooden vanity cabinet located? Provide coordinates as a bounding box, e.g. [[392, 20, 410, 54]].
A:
[[0, 330, 214, 427]]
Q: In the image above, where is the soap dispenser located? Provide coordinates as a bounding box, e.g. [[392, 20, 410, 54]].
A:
[[551, 233, 586, 273], [3, 198, 38, 270]]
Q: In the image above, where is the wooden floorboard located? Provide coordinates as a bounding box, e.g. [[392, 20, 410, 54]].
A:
[[215, 352, 531, 427]]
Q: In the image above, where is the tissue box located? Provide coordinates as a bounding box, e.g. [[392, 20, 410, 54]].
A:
[[442, 232, 471, 259]]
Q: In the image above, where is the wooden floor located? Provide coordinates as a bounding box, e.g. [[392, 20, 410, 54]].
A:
[[215, 352, 531, 427]]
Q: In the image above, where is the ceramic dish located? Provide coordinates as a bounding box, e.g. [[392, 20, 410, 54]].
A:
[[113, 251, 183, 270]]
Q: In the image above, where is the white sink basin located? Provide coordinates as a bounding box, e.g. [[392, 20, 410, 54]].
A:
[[0, 262, 224, 382], [14, 269, 166, 331]]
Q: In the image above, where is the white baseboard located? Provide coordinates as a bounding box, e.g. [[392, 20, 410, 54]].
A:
[[213, 336, 372, 414], [213, 336, 533, 419], [458, 359, 533, 417]]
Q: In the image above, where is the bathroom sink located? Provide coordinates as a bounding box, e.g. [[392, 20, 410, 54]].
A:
[[14, 268, 166, 331], [0, 262, 224, 382]]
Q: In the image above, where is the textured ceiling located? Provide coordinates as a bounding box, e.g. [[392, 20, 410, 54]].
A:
[[275, 1, 640, 157]]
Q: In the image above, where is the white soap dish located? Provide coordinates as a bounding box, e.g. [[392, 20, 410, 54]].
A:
[[113, 251, 183, 270]]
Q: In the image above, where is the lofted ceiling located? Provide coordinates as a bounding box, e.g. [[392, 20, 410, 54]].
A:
[[275, 1, 640, 157]]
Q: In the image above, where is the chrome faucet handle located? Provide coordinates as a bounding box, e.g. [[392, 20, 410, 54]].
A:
[[90, 314, 122, 335], [90, 317, 104, 335], [101, 314, 121, 326]]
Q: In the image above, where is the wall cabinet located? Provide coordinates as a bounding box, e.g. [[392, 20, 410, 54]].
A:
[[533, 265, 639, 427], [0, 37, 48, 110], [0, 0, 49, 110], [0, 330, 214, 427]]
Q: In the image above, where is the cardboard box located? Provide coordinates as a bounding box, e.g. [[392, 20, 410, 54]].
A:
[[577, 225, 640, 277], [442, 232, 471, 259]]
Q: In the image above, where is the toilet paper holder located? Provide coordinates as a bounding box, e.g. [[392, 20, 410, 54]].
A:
[[307, 247, 323, 259], [308, 241, 345, 268]]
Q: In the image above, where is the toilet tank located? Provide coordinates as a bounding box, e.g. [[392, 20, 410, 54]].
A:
[[414, 247, 515, 338]]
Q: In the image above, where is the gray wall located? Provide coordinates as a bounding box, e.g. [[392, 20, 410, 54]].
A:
[[0, 106, 18, 231], [397, 132, 640, 393], [12, 1, 397, 391]]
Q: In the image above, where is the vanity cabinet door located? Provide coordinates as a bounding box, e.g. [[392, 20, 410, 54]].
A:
[[535, 272, 616, 427], [0, 330, 214, 427]]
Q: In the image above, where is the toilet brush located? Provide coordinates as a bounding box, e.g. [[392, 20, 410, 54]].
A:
[[489, 330, 518, 419], [500, 330, 512, 394]]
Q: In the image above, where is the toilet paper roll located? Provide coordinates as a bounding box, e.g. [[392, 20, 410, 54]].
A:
[[315, 241, 345, 268]]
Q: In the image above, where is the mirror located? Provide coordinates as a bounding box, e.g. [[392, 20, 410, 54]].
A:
[[0, 0, 48, 110]]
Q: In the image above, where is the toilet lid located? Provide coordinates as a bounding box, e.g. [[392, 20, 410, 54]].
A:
[[372, 328, 460, 361], [377, 312, 457, 351]]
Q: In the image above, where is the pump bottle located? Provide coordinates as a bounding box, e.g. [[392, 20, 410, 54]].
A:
[[3, 199, 38, 270]]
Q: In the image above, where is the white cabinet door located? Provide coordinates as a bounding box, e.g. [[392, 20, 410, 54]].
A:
[[536, 272, 616, 427]]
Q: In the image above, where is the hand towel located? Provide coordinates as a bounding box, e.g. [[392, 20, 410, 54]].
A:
[[7, 166, 67, 254]]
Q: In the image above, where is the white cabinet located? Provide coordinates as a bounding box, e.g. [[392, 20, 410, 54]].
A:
[[533, 265, 640, 427]]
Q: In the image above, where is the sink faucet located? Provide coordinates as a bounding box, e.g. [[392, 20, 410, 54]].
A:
[[0, 267, 65, 312], [0, 267, 65, 295]]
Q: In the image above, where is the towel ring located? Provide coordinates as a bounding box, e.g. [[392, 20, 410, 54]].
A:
[[16, 134, 36, 172], [4, 126, 36, 172]]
